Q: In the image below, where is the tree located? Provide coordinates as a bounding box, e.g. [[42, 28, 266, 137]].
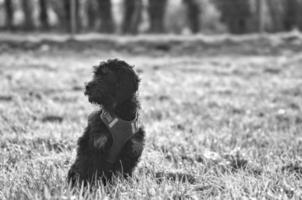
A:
[[215, 0, 251, 34], [39, 0, 49, 30], [51, 1, 65, 30], [256, 0, 264, 33], [4, 0, 14, 30], [299, 1, 302, 31], [63, 0, 81, 33], [97, 0, 115, 33], [283, 0, 301, 31], [63, 0, 71, 31], [122, 0, 143, 34], [148, 0, 167, 33], [21, 0, 34, 30], [87, 0, 98, 30], [267, 0, 284, 32], [183, 0, 201, 33]]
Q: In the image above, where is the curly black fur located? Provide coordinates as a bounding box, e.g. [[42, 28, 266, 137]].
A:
[[68, 59, 145, 186]]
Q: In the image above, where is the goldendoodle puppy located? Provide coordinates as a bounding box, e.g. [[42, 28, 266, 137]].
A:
[[68, 59, 145, 186]]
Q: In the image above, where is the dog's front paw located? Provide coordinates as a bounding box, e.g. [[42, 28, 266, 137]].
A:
[[94, 135, 108, 149], [68, 166, 81, 187], [131, 139, 144, 156]]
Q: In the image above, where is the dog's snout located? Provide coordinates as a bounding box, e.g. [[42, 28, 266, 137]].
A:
[[85, 82, 94, 95], [85, 83, 91, 91], [85, 82, 94, 90]]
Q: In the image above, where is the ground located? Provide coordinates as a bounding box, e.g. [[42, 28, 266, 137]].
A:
[[0, 34, 302, 199]]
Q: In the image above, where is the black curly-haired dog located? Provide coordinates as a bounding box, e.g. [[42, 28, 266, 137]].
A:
[[68, 59, 145, 186]]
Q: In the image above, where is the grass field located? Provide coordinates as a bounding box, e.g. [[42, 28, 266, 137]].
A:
[[0, 35, 302, 199]]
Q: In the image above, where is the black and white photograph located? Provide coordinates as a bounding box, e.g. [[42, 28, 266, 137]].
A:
[[0, 0, 302, 199]]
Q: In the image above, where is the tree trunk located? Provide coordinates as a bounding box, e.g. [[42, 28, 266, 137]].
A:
[[183, 0, 200, 33], [122, 0, 142, 34], [74, 0, 81, 32], [299, 1, 302, 31], [215, 0, 251, 34], [64, 0, 71, 32], [97, 0, 115, 33], [256, 0, 264, 33], [63, 0, 81, 33], [267, 0, 283, 32], [148, 0, 167, 33], [4, 0, 14, 30], [39, 0, 49, 30], [51, 1, 65, 30], [22, 0, 34, 30], [87, 0, 98, 30], [284, 0, 300, 31]]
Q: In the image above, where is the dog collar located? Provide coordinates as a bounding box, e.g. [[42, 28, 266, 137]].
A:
[[100, 108, 138, 164]]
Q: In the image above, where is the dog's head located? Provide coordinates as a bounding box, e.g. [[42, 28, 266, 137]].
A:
[[85, 59, 140, 109]]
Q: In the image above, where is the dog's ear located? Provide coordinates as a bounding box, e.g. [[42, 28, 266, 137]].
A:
[[115, 66, 140, 104]]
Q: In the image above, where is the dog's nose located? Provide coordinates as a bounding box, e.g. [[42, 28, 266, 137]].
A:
[[85, 82, 92, 95], [85, 84, 90, 91]]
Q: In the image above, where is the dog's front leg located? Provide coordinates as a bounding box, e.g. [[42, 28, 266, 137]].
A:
[[130, 130, 145, 157], [116, 128, 145, 175]]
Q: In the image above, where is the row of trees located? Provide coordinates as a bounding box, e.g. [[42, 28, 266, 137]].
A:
[[217, 0, 302, 34], [4, 0, 50, 30], [1, 0, 302, 34], [2, 0, 170, 33]]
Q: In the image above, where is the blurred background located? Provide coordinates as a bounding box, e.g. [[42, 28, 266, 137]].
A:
[[0, 0, 302, 35]]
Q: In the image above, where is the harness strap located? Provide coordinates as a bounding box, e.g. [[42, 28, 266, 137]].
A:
[[100, 109, 138, 163]]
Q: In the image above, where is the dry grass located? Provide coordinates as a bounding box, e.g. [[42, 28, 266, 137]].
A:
[[0, 37, 302, 199]]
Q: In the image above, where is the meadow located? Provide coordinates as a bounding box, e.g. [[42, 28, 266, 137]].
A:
[[0, 34, 302, 199]]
